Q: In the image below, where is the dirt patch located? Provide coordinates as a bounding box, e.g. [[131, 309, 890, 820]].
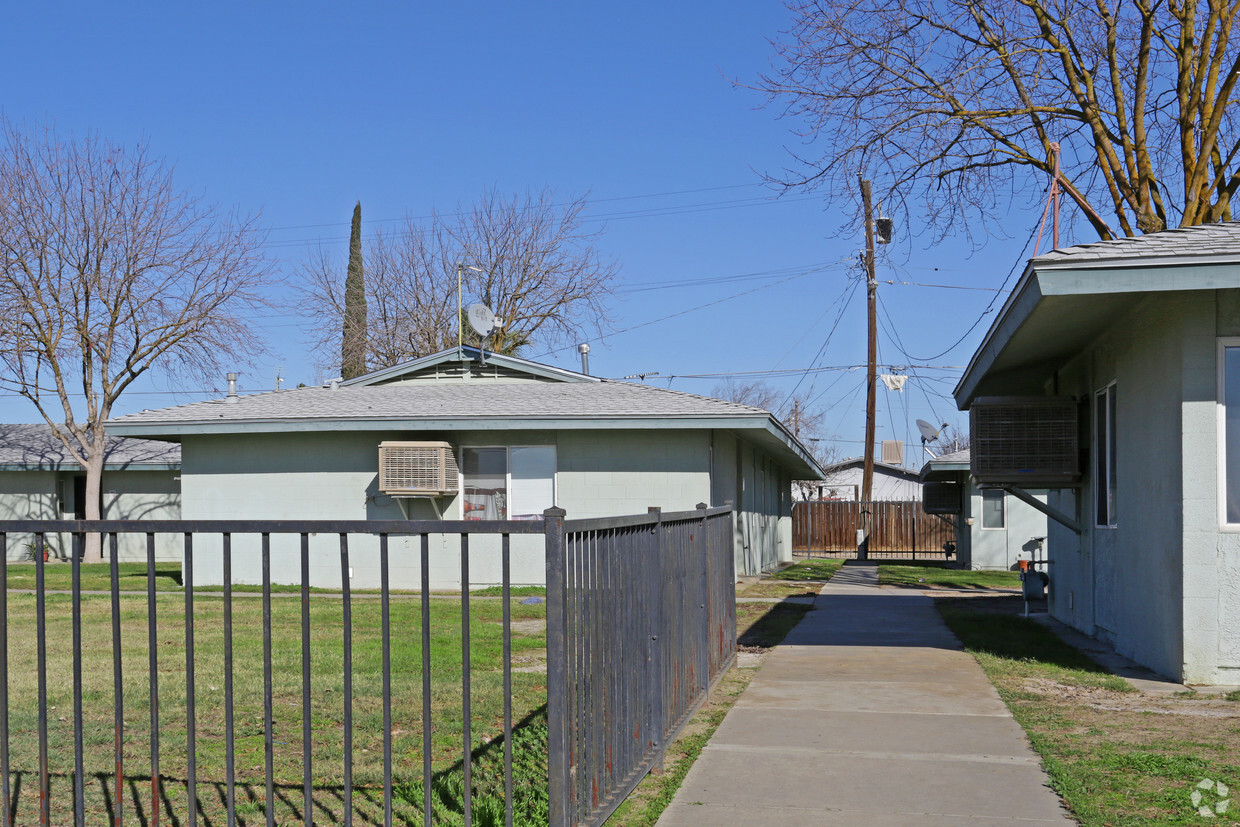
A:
[[1022, 677, 1240, 719], [507, 619, 546, 635]]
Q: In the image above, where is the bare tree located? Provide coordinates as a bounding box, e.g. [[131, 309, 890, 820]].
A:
[[930, 425, 970, 456], [757, 0, 1240, 241], [300, 188, 618, 373], [0, 121, 275, 561], [712, 378, 838, 496]]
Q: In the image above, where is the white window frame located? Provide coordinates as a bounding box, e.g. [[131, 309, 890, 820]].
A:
[[1094, 382, 1117, 528], [980, 488, 1006, 530], [458, 445, 557, 520], [1218, 339, 1240, 529]]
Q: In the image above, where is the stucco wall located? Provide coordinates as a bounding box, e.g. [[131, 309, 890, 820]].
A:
[[0, 469, 180, 562], [966, 488, 1049, 571], [179, 427, 778, 588], [1048, 293, 1192, 681]]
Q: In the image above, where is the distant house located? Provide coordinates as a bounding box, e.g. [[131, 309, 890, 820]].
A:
[[107, 346, 825, 587], [955, 221, 1240, 685], [796, 457, 921, 502], [919, 449, 1049, 571], [0, 423, 181, 560]]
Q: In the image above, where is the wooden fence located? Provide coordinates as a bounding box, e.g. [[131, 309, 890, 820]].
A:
[[793, 500, 956, 559]]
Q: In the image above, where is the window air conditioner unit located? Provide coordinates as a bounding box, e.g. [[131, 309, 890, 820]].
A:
[[378, 441, 460, 496], [969, 397, 1080, 485], [922, 481, 962, 515]]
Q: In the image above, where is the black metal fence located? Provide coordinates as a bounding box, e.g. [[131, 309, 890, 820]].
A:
[[546, 505, 736, 827], [0, 504, 735, 827]]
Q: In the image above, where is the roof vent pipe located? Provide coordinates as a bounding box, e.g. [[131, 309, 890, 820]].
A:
[[225, 372, 239, 403], [329, 377, 341, 391], [578, 343, 590, 375]]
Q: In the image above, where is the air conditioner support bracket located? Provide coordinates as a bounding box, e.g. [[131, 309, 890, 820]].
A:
[[983, 484, 1083, 535]]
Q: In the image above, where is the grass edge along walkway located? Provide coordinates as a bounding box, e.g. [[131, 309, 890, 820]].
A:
[[938, 599, 1240, 826]]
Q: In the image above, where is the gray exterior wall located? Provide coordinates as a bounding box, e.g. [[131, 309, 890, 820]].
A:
[[1043, 291, 1238, 683], [180, 427, 786, 589], [0, 468, 181, 561], [964, 487, 1049, 571]]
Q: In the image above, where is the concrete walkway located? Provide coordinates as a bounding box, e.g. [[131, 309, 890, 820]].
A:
[[657, 564, 1075, 825]]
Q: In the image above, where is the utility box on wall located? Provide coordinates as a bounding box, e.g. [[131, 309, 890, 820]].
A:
[[969, 397, 1080, 485]]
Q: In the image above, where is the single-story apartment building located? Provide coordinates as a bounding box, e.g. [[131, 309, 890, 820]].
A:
[[107, 346, 825, 588], [0, 423, 181, 560], [795, 457, 921, 502], [955, 221, 1240, 685], [919, 449, 1049, 571]]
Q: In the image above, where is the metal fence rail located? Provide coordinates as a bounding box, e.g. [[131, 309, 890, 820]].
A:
[[545, 505, 737, 827], [0, 505, 736, 826], [0, 518, 546, 827]]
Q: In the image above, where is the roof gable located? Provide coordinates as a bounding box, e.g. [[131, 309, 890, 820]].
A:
[[342, 346, 598, 387]]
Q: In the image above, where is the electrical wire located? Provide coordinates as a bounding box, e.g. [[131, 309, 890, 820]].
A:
[[534, 265, 829, 359], [877, 219, 1041, 363], [779, 272, 864, 410]]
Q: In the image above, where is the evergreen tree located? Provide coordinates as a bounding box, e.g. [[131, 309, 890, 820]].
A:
[[341, 201, 367, 379]]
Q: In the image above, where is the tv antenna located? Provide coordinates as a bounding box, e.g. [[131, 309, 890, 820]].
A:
[[466, 303, 503, 365], [916, 419, 949, 458]]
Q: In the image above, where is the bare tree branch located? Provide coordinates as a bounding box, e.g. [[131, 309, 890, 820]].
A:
[[0, 121, 277, 561], [754, 0, 1240, 242], [299, 188, 618, 374]]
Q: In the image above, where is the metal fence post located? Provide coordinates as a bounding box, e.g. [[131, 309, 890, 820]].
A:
[[544, 507, 571, 827], [695, 504, 710, 700], [647, 507, 665, 771]]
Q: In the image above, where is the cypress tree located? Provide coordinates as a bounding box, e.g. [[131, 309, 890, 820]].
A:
[[341, 201, 367, 379]]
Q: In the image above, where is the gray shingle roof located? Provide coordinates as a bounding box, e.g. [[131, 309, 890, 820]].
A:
[[932, 448, 970, 465], [108, 380, 770, 427], [0, 424, 180, 469], [1035, 221, 1240, 264]]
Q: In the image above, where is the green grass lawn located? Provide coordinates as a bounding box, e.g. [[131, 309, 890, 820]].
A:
[[939, 597, 1240, 825], [735, 559, 844, 599], [3, 562, 549, 598], [4, 561, 186, 592], [879, 563, 1021, 590], [2, 587, 549, 825]]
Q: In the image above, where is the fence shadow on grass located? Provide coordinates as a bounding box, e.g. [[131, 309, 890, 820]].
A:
[[937, 596, 1113, 676], [6, 705, 553, 827]]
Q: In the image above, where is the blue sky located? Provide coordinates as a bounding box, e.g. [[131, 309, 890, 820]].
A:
[[0, 2, 1058, 463]]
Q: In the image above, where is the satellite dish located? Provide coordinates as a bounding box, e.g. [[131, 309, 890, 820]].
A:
[[466, 304, 499, 337], [916, 419, 945, 442]]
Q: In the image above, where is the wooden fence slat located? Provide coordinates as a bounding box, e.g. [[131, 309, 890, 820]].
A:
[[792, 500, 954, 558]]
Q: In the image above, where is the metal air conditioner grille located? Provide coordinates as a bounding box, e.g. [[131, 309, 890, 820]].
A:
[[378, 441, 460, 496], [970, 397, 1080, 484], [922, 481, 962, 514]]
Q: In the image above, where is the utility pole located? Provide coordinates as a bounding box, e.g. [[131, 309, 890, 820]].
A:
[[859, 178, 878, 504]]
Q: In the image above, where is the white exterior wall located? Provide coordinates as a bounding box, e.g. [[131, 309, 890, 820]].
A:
[[965, 487, 1049, 571], [180, 427, 783, 588], [0, 468, 180, 561], [809, 465, 921, 501]]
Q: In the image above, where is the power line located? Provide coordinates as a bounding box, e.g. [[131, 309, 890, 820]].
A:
[[779, 272, 864, 410], [262, 182, 770, 234], [258, 191, 821, 252], [535, 264, 835, 359], [881, 220, 1041, 363]]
